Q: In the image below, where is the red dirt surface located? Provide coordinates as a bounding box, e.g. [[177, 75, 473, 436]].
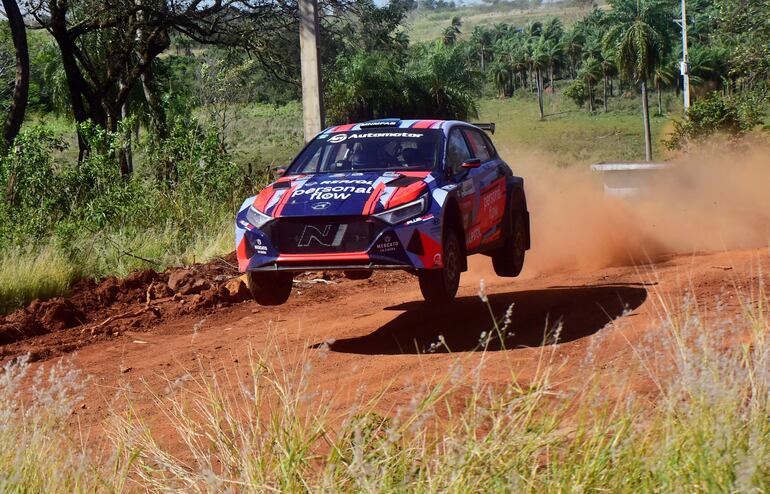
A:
[[3, 246, 767, 447]]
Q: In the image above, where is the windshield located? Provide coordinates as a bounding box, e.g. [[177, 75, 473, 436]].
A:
[[288, 129, 441, 174]]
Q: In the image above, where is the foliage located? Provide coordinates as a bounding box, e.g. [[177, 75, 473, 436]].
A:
[[665, 92, 767, 150], [563, 79, 588, 107], [326, 42, 480, 123]]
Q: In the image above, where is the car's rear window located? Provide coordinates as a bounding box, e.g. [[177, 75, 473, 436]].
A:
[[288, 129, 441, 174]]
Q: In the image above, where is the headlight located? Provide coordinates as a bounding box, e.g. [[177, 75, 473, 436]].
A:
[[246, 206, 272, 229], [374, 195, 429, 225]]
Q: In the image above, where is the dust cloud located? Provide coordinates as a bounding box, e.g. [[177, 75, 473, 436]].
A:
[[497, 142, 770, 276]]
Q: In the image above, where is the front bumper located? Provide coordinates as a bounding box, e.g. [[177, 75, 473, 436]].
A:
[[235, 210, 443, 273]]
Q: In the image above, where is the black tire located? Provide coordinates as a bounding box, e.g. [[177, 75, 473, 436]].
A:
[[492, 211, 526, 277], [246, 271, 293, 306], [418, 229, 463, 303], [344, 269, 373, 280]]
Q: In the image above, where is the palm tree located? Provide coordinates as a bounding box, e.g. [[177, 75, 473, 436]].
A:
[[562, 28, 585, 79], [599, 45, 618, 112], [578, 57, 602, 112], [541, 38, 564, 92], [471, 26, 493, 71], [543, 17, 564, 43], [605, 8, 662, 161], [489, 61, 512, 97], [653, 61, 676, 115], [527, 37, 549, 119]]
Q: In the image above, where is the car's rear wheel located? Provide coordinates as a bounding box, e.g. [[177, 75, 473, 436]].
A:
[[246, 271, 293, 306], [492, 211, 526, 277], [344, 269, 373, 280], [418, 229, 463, 303]]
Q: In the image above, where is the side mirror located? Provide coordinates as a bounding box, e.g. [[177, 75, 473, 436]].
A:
[[272, 167, 287, 177], [461, 158, 482, 169]]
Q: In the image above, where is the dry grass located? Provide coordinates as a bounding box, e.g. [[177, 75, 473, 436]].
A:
[[2, 278, 767, 492]]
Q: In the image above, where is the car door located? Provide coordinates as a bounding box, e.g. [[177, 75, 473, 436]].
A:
[[445, 128, 478, 239], [461, 127, 507, 248]]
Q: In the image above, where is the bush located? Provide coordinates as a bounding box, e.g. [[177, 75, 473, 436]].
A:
[[563, 79, 588, 108], [665, 92, 767, 150], [0, 118, 257, 313]]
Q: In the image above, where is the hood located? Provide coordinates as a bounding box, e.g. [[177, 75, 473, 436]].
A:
[[253, 171, 431, 218]]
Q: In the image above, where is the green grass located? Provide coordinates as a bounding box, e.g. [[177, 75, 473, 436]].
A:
[[0, 247, 81, 314], [406, 3, 603, 43], [0, 218, 233, 314], [479, 88, 676, 166], [2, 283, 769, 492]]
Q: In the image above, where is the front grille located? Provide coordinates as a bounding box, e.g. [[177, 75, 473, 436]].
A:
[[266, 217, 387, 254]]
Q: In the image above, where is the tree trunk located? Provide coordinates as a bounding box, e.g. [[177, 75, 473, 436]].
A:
[[657, 85, 663, 115], [641, 81, 652, 161], [603, 75, 608, 112], [588, 79, 594, 112], [548, 63, 554, 93], [142, 66, 168, 139], [1, 0, 29, 151], [121, 97, 133, 176], [610, 79, 614, 97], [536, 68, 544, 119], [480, 50, 484, 71]]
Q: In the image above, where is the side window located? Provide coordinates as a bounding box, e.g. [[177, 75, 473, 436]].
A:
[[446, 129, 471, 175], [462, 129, 492, 162]]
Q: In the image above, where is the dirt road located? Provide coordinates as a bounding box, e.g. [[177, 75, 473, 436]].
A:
[[2, 247, 766, 444]]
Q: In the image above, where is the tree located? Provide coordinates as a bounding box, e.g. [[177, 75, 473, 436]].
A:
[[605, 3, 664, 160], [526, 37, 548, 119], [653, 60, 676, 114], [25, 0, 354, 173], [541, 38, 563, 92], [471, 25, 492, 71], [578, 57, 602, 112], [489, 61, 512, 97], [1, 0, 29, 150], [599, 44, 618, 111]]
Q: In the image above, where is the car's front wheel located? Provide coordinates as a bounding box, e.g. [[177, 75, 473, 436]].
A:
[[418, 229, 463, 303], [246, 271, 293, 306]]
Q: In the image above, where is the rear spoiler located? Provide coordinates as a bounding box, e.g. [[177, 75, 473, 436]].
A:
[[472, 123, 495, 134]]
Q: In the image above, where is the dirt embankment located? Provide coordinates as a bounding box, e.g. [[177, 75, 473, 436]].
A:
[[0, 255, 247, 363]]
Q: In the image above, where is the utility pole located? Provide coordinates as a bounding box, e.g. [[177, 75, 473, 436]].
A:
[[299, 0, 324, 142], [676, 0, 691, 112]]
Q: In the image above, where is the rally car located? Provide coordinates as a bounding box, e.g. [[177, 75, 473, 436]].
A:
[[235, 118, 530, 305]]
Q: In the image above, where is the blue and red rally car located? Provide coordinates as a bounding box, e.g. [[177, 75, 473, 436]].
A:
[[235, 118, 530, 305]]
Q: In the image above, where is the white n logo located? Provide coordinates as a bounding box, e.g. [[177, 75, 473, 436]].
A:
[[298, 224, 348, 247]]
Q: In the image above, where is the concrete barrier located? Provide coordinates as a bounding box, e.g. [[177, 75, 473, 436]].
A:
[[590, 162, 671, 197]]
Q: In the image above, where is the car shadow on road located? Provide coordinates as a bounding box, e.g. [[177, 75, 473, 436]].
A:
[[314, 285, 647, 355]]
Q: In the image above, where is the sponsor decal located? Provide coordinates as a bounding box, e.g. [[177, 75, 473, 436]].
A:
[[298, 224, 347, 247], [405, 213, 435, 225], [433, 253, 442, 267], [329, 132, 425, 143], [251, 236, 268, 254], [480, 180, 506, 227], [311, 201, 331, 210], [239, 219, 254, 231], [359, 121, 399, 128], [375, 234, 400, 253], [348, 132, 423, 139], [293, 179, 376, 202]]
